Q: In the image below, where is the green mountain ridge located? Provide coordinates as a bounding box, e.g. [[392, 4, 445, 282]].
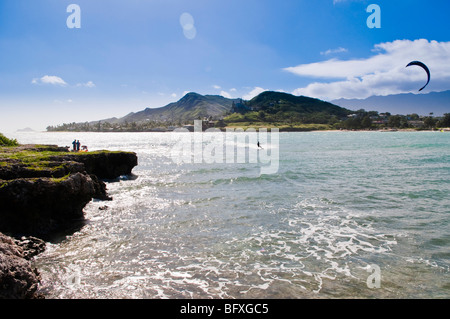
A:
[[225, 91, 351, 126], [247, 91, 350, 116], [46, 91, 353, 131], [106, 91, 349, 124]]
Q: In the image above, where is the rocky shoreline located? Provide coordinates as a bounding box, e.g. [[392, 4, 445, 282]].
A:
[[0, 144, 138, 299]]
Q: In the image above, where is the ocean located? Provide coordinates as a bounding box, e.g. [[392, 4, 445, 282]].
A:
[[10, 131, 450, 299]]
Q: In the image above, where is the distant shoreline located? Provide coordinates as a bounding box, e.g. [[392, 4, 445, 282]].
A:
[[20, 128, 449, 134]]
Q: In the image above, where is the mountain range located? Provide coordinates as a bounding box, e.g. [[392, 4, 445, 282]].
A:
[[94, 91, 350, 125], [67, 90, 449, 130], [331, 90, 450, 116]]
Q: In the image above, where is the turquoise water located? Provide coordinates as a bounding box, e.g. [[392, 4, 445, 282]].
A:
[[12, 131, 450, 298]]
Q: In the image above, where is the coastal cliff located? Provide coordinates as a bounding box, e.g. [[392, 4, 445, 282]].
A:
[[0, 144, 137, 298], [0, 144, 138, 238]]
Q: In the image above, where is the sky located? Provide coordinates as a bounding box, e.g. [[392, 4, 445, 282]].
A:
[[0, 0, 449, 132]]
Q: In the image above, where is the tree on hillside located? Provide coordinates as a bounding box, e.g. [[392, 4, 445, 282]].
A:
[[423, 116, 437, 129], [388, 115, 401, 128], [258, 110, 266, 120], [438, 113, 450, 127], [361, 116, 373, 129]]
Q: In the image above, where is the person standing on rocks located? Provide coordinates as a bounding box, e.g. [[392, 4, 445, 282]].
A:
[[76, 140, 81, 151], [72, 139, 77, 151]]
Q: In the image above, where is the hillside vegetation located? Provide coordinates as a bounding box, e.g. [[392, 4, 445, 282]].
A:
[[224, 91, 350, 129], [0, 133, 19, 147]]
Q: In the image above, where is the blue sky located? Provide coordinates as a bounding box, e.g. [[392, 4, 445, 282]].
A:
[[1, 0, 449, 131]]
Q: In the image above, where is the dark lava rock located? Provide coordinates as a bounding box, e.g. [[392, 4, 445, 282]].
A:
[[0, 173, 97, 238], [0, 232, 42, 299], [52, 151, 138, 179], [0, 146, 137, 239], [0, 161, 85, 180], [0, 144, 138, 299], [14, 236, 46, 260]]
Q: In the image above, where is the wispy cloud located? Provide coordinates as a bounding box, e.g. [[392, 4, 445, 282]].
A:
[[320, 47, 348, 56], [243, 87, 266, 100], [32, 76, 96, 89], [32, 75, 67, 86], [76, 81, 96, 88], [220, 91, 232, 99], [285, 39, 450, 100]]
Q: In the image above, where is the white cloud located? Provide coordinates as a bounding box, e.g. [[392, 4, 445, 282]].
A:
[[32, 76, 97, 89], [320, 47, 348, 56], [243, 87, 266, 100], [286, 39, 450, 100], [76, 81, 96, 88], [32, 75, 67, 86], [213, 85, 221, 89], [220, 91, 232, 99]]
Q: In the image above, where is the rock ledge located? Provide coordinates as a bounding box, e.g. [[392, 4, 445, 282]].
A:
[[0, 144, 138, 299]]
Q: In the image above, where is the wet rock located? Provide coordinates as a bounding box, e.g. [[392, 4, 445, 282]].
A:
[[89, 174, 112, 201], [14, 236, 46, 260], [0, 232, 42, 299]]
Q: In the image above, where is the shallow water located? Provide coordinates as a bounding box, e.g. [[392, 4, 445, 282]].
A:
[[11, 131, 450, 298]]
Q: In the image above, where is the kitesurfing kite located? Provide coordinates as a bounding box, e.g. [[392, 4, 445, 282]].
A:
[[406, 61, 431, 92]]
